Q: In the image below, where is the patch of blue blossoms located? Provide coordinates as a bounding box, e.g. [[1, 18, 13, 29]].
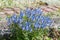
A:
[[7, 8, 52, 32]]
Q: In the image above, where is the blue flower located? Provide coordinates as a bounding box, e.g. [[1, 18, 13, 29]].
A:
[[36, 16, 41, 21], [6, 18, 12, 26], [30, 15, 36, 21], [46, 19, 52, 26], [35, 8, 43, 15], [25, 26, 29, 31], [31, 10, 35, 15], [44, 17, 52, 26], [26, 22, 30, 26], [25, 13, 31, 18], [17, 17, 23, 24], [11, 14, 17, 23], [19, 10, 24, 19], [21, 21, 31, 31], [25, 8, 31, 18], [25, 8, 31, 13], [11, 14, 17, 19], [41, 23, 47, 28], [29, 28, 32, 32], [34, 22, 40, 29], [22, 25, 25, 30], [12, 14, 17, 18]]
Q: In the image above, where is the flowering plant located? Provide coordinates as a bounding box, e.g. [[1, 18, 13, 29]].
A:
[[6, 8, 52, 40]]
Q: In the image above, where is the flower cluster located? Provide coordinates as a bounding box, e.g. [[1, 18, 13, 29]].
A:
[[7, 8, 52, 32]]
